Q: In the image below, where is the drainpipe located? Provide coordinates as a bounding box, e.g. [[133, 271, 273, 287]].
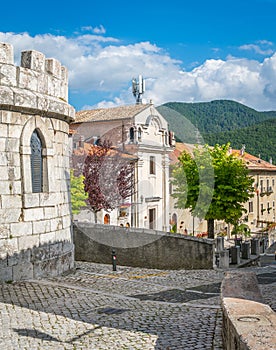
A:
[[257, 174, 260, 226]]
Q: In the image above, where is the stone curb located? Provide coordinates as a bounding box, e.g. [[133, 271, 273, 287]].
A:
[[221, 271, 276, 350]]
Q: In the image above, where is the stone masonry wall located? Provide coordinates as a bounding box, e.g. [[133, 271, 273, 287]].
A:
[[74, 222, 215, 269], [0, 42, 75, 281]]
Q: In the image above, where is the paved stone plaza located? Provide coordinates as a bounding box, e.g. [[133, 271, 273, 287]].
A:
[[0, 261, 275, 350]]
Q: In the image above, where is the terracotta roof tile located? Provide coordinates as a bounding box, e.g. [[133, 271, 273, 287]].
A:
[[170, 143, 276, 172], [73, 143, 138, 161], [74, 104, 151, 123], [169, 142, 197, 164], [232, 150, 276, 171]]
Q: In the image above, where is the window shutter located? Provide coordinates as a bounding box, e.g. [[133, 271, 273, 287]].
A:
[[30, 130, 43, 193]]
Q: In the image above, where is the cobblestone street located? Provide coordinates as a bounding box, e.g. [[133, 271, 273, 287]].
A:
[[0, 261, 275, 349]]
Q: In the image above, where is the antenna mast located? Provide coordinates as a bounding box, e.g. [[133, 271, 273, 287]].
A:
[[132, 75, 145, 104]]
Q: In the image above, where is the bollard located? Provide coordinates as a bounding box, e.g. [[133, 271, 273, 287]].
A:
[[235, 237, 242, 250], [230, 246, 240, 265], [241, 241, 251, 259], [112, 249, 117, 271], [219, 249, 229, 269], [215, 253, 219, 267], [216, 237, 224, 253], [251, 238, 260, 255], [260, 238, 266, 254]]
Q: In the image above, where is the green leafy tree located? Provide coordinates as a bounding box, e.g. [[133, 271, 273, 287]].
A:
[[231, 223, 251, 237], [172, 143, 254, 238], [70, 170, 87, 215]]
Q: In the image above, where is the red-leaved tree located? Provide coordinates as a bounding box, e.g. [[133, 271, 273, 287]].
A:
[[83, 140, 135, 223]]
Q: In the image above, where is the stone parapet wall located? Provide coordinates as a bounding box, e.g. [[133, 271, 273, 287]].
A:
[[73, 222, 215, 269], [0, 42, 74, 121], [0, 42, 75, 281]]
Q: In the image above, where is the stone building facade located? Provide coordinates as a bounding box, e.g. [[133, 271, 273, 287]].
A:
[[0, 42, 75, 281], [241, 152, 276, 238]]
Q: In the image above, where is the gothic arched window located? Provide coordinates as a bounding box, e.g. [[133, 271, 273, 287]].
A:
[[30, 130, 43, 193]]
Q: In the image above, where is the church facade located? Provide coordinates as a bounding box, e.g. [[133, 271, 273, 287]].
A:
[[71, 103, 175, 231]]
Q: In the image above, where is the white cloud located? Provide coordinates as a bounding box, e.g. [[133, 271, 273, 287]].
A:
[[239, 44, 273, 56], [239, 40, 274, 56], [257, 40, 273, 46], [92, 25, 106, 35], [77, 25, 107, 35], [1, 32, 276, 111]]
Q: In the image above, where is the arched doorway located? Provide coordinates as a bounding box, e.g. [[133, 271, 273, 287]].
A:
[[104, 214, 110, 225], [171, 213, 177, 226]]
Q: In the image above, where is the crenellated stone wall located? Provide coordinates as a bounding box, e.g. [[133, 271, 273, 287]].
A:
[[0, 42, 75, 281], [0, 42, 74, 120]]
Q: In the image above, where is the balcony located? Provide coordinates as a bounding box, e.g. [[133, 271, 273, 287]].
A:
[[260, 186, 274, 196]]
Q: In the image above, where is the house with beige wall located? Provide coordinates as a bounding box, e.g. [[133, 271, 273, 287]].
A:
[[239, 152, 276, 233], [169, 143, 276, 240]]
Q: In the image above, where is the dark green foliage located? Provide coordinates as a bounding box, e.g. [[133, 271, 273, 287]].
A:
[[158, 100, 276, 163], [203, 119, 276, 163]]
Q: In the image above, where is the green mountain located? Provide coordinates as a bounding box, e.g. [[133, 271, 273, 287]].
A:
[[157, 100, 276, 163]]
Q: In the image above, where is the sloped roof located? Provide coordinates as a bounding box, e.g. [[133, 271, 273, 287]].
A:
[[74, 104, 151, 123], [73, 142, 138, 161], [232, 150, 276, 172], [169, 142, 196, 164], [170, 142, 276, 172]]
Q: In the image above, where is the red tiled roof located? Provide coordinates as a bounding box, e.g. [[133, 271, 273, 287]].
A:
[[169, 142, 197, 164], [74, 104, 151, 123], [170, 143, 276, 172], [73, 143, 138, 161], [231, 150, 276, 171]]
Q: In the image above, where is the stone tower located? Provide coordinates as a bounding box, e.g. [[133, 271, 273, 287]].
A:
[[0, 42, 75, 281]]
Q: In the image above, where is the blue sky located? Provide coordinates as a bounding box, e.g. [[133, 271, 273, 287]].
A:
[[1, 0, 276, 111]]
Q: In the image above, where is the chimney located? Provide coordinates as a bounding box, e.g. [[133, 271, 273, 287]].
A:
[[240, 144, 245, 156]]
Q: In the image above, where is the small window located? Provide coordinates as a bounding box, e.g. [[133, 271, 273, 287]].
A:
[[30, 130, 43, 193], [149, 208, 156, 229], [169, 182, 173, 195], [137, 127, 142, 142], [164, 132, 168, 145], [129, 127, 134, 142], [149, 156, 155, 175], [248, 201, 253, 213]]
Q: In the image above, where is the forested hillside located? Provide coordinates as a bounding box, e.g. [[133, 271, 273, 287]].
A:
[[157, 100, 276, 163], [204, 118, 276, 162]]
